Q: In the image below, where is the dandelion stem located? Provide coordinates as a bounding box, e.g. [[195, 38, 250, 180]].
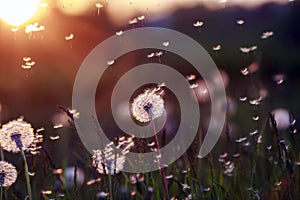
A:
[[108, 174, 113, 200], [20, 148, 32, 200], [150, 120, 169, 200], [0, 186, 2, 200]]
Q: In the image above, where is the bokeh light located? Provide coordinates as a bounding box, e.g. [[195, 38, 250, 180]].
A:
[[0, 0, 41, 26]]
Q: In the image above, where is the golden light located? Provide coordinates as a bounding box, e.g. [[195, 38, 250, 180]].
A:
[[0, 0, 41, 26]]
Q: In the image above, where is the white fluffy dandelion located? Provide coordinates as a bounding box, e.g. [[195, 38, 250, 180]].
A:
[[0, 161, 18, 187], [0, 118, 34, 153], [131, 88, 164, 123], [92, 137, 134, 175]]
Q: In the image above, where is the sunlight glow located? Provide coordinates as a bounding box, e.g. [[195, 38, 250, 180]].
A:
[[0, 0, 41, 26]]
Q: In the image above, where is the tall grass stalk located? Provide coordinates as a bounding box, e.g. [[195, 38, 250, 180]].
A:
[[150, 119, 169, 199]]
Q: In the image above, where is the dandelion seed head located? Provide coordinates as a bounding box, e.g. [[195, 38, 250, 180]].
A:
[[92, 137, 134, 175], [0, 161, 17, 187], [0, 118, 34, 153], [131, 88, 164, 123]]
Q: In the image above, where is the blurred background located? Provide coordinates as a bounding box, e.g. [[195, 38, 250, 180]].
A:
[[0, 0, 299, 198]]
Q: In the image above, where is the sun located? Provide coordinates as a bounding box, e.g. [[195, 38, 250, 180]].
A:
[[0, 0, 41, 26]]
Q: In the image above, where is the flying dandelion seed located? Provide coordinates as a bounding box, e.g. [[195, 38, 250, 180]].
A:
[[240, 67, 250, 76], [273, 74, 285, 85], [236, 137, 247, 143], [107, 60, 115, 66], [115, 30, 123, 36], [95, 2, 103, 15], [25, 23, 45, 34], [41, 190, 52, 195], [147, 141, 155, 147], [249, 99, 260, 106], [86, 177, 101, 186], [0, 118, 34, 153], [25, 61, 36, 66], [162, 41, 170, 47], [233, 153, 240, 158], [28, 172, 35, 176], [250, 45, 258, 51], [49, 135, 60, 141], [155, 51, 164, 57], [186, 74, 196, 81], [137, 15, 145, 20], [129, 17, 138, 25], [189, 84, 198, 90], [213, 44, 221, 51], [53, 124, 63, 129], [249, 129, 258, 136], [193, 80, 211, 103], [10, 27, 19, 32], [23, 57, 31, 62], [147, 52, 155, 58], [240, 47, 251, 53], [65, 33, 74, 41], [219, 152, 228, 158], [131, 87, 164, 123], [0, 161, 17, 187], [261, 31, 274, 39], [193, 21, 204, 27], [224, 161, 235, 176], [36, 127, 44, 132], [21, 64, 31, 69], [27, 131, 43, 155], [236, 19, 245, 25], [239, 96, 247, 102]]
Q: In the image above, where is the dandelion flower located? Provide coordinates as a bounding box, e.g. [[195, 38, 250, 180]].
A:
[[0, 161, 17, 187], [131, 88, 164, 123], [92, 137, 134, 175], [0, 118, 34, 153], [92, 144, 125, 175]]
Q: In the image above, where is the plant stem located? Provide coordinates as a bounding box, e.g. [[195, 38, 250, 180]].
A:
[[20, 148, 32, 200], [150, 120, 169, 200], [108, 174, 113, 200], [0, 186, 2, 200]]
